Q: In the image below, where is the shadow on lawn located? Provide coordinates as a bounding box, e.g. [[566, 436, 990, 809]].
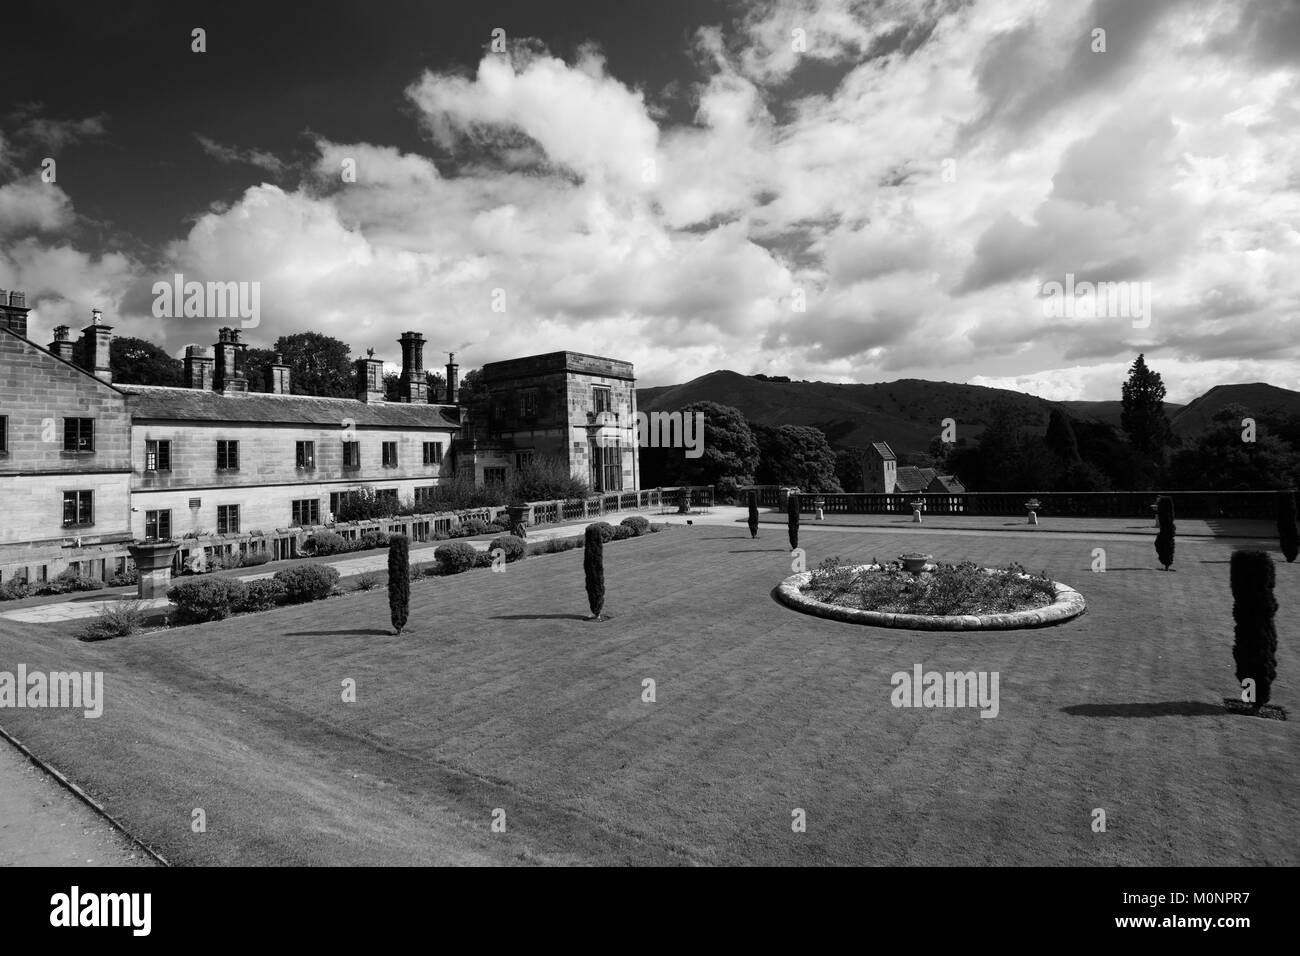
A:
[[1061, 701, 1226, 718], [284, 628, 392, 637], [491, 613, 588, 621]]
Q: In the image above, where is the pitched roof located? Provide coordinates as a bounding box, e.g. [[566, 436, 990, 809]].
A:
[[894, 466, 938, 493], [118, 385, 461, 429], [928, 474, 966, 493], [870, 441, 896, 461]]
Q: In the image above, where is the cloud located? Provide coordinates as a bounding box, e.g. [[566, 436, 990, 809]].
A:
[[194, 134, 286, 174], [8, 105, 107, 152]]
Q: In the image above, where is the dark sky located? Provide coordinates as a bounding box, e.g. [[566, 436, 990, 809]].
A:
[[4, 0, 728, 249]]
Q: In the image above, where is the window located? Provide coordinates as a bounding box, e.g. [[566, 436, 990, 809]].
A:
[[291, 499, 320, 526], [342, 441, 360, 467], [144, 509, 171, 540], [217, 504, 240, 535], [592, 386, 612, 415], [0, 415, 7, 453], [62, 490, 94, 527], [414, 486, 436, 507], [515, 450, 534, 471], [63, 418, 95, 453], [217, 440, 239, 471], [375, 489, 399, 504], [590, 442, 622, 492], [382, 441, 398, 467], [145, 439, 171, 472], [519, 388, 538, 417], [423, 441, 443, 465], [295, 441, 315, 469], [484, 467, 507, 486]]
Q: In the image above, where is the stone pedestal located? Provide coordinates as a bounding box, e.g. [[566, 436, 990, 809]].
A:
[[912, 509, 923, 523], [127, 541, 180, 599], [1027, 511, 1038, 525]]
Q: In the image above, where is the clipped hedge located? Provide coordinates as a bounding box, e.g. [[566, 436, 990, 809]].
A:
[[168, 578, 249, 624], [238, 578, 287, 612], [435, 541, 479, 575], [308, 530, 349, 556], [588, 521, 617, 543], [273, 565, 340, 604], [489, 535, 527, 563], [620, 515, 650, 536]]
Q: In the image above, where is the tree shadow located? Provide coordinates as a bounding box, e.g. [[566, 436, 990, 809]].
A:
[[283, 628, 392, 637], [490, 613, 588, 621], [1060, 701, 1226, 718]]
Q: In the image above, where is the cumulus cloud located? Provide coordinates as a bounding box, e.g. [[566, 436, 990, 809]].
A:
[[8, 0, 1300, 402]]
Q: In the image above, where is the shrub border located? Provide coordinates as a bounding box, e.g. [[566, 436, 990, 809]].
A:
[[776, 564, 1086, 630]]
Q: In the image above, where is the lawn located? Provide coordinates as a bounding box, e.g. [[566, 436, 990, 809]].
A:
[[0, 522, 1295, 865]]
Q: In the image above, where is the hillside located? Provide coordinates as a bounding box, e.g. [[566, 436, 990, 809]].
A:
[[637, 372, 1297, 455], [638, 371, 1059, 453], [1169, 383, 1300, 437]]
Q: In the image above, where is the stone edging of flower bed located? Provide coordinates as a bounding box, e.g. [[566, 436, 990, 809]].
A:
[[776, 566, 1086, 630]]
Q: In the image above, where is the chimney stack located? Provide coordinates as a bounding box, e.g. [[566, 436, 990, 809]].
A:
[[213, 327, 248, 393], [48, 325, 76, 362], [0, 289, 31, 338], [445, 351, 459, 404], [397, 331, 427, 403], [184, 345, 215, 390], [264, 352, 290, 394], [355, 349, 385, 403], [79, 309, 113, 382]]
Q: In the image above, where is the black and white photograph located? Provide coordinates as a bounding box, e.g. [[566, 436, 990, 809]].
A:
[[0, 0, 1294, 927]]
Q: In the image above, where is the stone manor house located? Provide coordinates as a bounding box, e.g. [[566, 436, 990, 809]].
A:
[[0, 290, 638, 585]]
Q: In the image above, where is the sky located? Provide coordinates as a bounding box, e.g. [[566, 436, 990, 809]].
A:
[[1, 0, 1298, 402]]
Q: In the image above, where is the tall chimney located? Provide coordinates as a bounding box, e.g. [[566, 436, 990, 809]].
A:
[[48, 325, 76, 362], [397, 331, 427, 404], [0, 289, 31, 338], [213, 327, 248, 393], [445, 351, 459, 404], [264, 352, 290, 394], [79, 309, 113, 382], [354, 349, 385, 403], [184, 345, 216, 390]]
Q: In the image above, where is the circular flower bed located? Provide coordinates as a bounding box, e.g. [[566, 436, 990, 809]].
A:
[[777, 559, 1086, 630]]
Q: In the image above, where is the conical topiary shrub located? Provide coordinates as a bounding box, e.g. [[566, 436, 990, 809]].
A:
[[584, 524, 605, 621], [747, 490, 759, 539], [1230, 549, 1278, 710], [388, 534, 410, 635], [787, 493, 800, 551], [1154, 495, 1175, 570], [1278, 489, 1298, 563]]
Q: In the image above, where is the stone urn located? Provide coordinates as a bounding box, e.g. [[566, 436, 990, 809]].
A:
[[910, 498, 925, 523], [127, 540, 180, 599], [813, 496, 825, 521], [899, 552, 933, 574], [506, 504, 531, 529], [1025, 498, 1042, 525]]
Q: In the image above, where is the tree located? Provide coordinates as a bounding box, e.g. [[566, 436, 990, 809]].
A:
[[1230, 549, 1278, 709], [273, 332, 352, 398], [1120, 354, 1174, 486], [1044, 409, 1082, 466], [1167, 405, 1300, 491], [1155, 496, 1175, 570], [109, 336, 183, 386], [747, 490, 759, 539], [787, 493, 800, 551], [387, 535, 410, 635], [1278, 489, 1298, 563], [458, 367, 487, 404], [659, 402, 759, 487], [584, 524, 605, 621], [834, 448, 865, 493], [754, 424, 842, 492]]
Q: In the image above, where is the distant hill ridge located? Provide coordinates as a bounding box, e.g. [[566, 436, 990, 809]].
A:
[[636, 371, 1300, 455]]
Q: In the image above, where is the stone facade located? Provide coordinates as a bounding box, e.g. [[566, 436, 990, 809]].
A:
[[465, 351, 639, 492]]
